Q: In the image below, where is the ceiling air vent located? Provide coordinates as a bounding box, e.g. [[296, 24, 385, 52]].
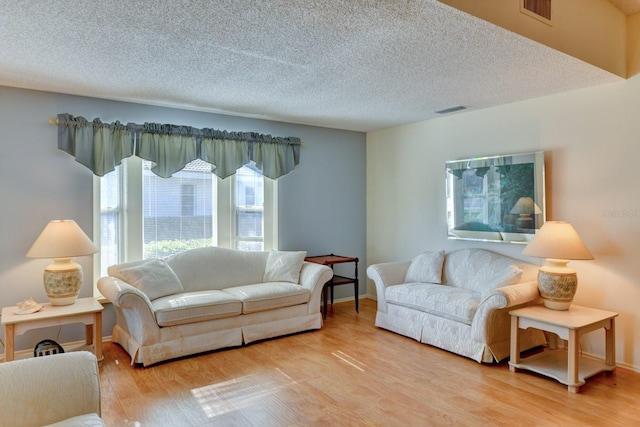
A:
[[521, 0, 552, 23], [435, 105, 466, 114]]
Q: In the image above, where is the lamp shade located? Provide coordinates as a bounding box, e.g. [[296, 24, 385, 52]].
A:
[[510, 197, 542, 215], [27, 220, 98, 259], [522, 221, 593, 260]]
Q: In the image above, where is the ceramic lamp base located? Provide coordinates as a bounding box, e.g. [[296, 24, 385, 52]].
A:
[[537, 259, 577, 311], [43, 258, 82, 306]]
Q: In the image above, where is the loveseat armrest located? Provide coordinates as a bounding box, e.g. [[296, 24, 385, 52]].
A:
[[299, 261, 333, 315], [471, 280, 541, 344], [479, 280, 541, 310], [366, 261, 411, 313]]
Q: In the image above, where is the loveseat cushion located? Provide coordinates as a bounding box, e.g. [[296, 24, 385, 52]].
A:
[[263, 250, 307, 283], [443, 248, 526, 292], [478, 265, 523, 296], [386, 283, 480, 325], [223, 282, 310, 313], [404, 250, 445, 284], [114, 259, 184, 300], [152, 290, 242, 327]]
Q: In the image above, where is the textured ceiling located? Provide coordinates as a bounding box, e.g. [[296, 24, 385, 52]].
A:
[[0, 0, 626, 132], [609, 0, 640, 15]]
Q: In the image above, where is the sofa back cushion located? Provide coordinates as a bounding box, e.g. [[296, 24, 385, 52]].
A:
[[112, 259, 184, 300], [263, 250, 307, 283], [442, 248, 534, 292], [166, 247, 269, 292]]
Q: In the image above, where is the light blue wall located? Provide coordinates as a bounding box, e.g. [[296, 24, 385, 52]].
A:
[[0, 86, 366, 353]]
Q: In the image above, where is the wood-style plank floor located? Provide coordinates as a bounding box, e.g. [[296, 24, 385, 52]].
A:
[[100, 299, 640, 426]]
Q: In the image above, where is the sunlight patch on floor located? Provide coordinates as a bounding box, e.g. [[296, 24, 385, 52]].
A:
[[191, 368, 298, 418], [331, 350, 367, 372]]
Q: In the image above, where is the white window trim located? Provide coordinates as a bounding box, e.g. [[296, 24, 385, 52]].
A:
[[92, 159, 277, 297]]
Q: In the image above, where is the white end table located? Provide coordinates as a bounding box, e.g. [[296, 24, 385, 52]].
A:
[[509, 304, 617, 393], [2, 297, 103, 362]]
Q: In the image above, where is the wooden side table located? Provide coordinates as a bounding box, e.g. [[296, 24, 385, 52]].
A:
[[509, 304, 617, 393], [2, 297, 104, 362], [305, 254, 359, 318]]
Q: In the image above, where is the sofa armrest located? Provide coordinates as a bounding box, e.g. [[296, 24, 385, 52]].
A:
[[0, 352, 101, 427], [97, 276, 160, 345], [366, 261, 411, 313], [471, 280, 541, 343], [299, 261, 333, 315]]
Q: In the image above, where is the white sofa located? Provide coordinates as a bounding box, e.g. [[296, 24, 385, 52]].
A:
[[98, 247, 333, 366], [0, 351, 103, 427], [367, 248, 547, 363]]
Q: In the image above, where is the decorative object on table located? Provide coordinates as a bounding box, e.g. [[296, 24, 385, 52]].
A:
[[522, 221, 594, 310], [510, 196, 542, 229], [34, 339, 65, 357], [446, 151, 545, 244], [14, 297, 43, 315], [26, 219, 98, 306]]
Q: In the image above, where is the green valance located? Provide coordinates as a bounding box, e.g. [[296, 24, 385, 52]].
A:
[[56, 113, 301, 179]]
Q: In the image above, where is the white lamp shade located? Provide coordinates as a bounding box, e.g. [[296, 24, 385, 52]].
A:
[[510, 197, 542, 215], [26, 220, 98, 259], [522, 221, 593, 260]]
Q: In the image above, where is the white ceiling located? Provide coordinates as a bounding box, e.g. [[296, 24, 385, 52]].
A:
[[0, 0, 631, 132]]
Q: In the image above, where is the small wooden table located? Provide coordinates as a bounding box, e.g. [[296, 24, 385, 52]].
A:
[[2, 297, 104, 362], [305, 254, 359, 318], [509, 304, 617, 393]]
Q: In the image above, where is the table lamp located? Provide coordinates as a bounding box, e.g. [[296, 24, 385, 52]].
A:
[[510, 197, 542, 229], [26, 220, 98, 306], [522, 221, 593, 310]]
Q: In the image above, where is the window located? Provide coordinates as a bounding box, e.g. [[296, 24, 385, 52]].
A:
[[93, 159, 276, 290]]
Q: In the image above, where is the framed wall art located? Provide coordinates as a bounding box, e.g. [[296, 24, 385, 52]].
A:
[[446, 151, 545, 244]]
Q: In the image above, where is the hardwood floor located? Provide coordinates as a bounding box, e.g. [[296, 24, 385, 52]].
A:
[[100, 299, 640, 426]]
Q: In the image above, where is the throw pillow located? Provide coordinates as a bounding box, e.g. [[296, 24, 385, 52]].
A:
[[116, 259, 184, 300], [479, 264, 523, 294], [263, 250, 307, 283], [404, 250, 445, 284]]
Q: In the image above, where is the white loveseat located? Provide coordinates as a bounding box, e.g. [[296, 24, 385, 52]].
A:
[[367, 248, 546, 363], [0, 351, 103, 427], [98, 247, 333, 366]]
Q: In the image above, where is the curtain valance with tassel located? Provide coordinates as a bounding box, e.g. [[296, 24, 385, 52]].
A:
[[56, 113, 301, 179]]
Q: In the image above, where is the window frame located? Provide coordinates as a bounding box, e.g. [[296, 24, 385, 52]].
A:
[[92, 159, 276, 297]]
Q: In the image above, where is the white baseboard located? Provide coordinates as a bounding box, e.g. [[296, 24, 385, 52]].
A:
[[1, 336, 112, 362]]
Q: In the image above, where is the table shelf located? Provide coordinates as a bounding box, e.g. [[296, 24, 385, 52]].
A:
[[510, 349, 615, 388]]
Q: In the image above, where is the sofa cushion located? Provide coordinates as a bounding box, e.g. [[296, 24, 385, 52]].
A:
[[263, 250, 307, 283], [404, 250, 445, 284], [386, 283, 480, 325], [152, 290, 243, 327], [478, 265, 523, 296], [223, 282, 310, 313], [116, 259, 184, 300]]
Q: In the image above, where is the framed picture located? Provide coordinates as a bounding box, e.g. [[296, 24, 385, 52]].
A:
[[446, 151, 545, 244]]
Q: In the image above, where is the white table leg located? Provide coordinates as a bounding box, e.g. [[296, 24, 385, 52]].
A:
[[568, 329, 580, 393], [605, 318, 616, 372], [4, 324, 15, 362], [509, 315, 520, 372]]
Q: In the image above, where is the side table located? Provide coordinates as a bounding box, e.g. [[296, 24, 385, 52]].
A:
[[305, 254, 359, 318], [509, 304, 617, 393], [2, 297, 104, 362]]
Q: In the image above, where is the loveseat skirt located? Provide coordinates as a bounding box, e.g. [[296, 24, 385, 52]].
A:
[[377, 304, 545, 363]]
